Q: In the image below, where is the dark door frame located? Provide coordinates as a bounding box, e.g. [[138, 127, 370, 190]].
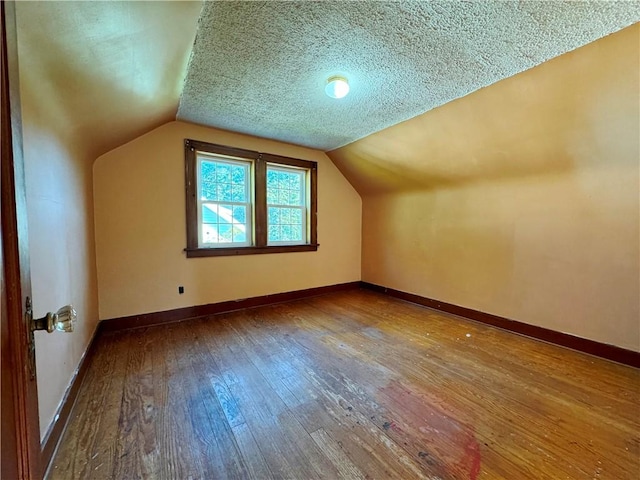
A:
[[1, 1, 41, 478]]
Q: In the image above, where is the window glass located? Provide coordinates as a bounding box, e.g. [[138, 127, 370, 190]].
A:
[[198, 157, 251, 247], [185, 139, 317, 257], [267, 166, 306, 245]]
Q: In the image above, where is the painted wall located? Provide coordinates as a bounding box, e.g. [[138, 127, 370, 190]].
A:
[[329, 25, 639, 351], [94, 121, 361, 320], [14, 2, 201, 438], [21, 134, 99, 441], [17, 46, 99, 439]]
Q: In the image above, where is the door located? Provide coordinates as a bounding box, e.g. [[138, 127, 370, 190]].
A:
[[1, 1, 41, 479]]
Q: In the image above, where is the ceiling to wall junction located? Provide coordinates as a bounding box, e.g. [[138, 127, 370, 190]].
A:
[[14, 1, 640, 161], [328, 24, 640, 193], [178, 1, 639, 150]]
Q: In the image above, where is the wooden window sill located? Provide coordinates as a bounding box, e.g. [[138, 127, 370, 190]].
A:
[[185, 244, 319, 258]]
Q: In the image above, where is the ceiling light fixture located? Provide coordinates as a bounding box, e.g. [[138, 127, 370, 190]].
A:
[[325, 75, 349, 99]]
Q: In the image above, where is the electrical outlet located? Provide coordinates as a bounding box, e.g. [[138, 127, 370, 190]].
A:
[[178, 286, 184, 294]]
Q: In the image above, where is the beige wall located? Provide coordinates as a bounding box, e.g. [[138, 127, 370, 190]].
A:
[[17, 53, 100, 439], [330, 25, 639, 351], [15, 0, 200, 441], [94, 121, 361, 320]]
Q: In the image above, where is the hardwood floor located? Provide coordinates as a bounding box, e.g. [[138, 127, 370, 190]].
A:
[[48, 289, 640, 479]]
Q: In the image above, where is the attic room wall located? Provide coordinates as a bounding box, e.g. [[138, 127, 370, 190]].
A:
[[14, 0, 201, 442], [329, 25, 639, 352], [93, 121, 361, 320], [17, 63, 99, 437]]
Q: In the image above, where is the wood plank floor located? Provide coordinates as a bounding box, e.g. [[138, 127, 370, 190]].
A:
[[48, 289, 640, 479]]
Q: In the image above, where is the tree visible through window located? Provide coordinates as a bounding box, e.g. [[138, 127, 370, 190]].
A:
[[267, 166, 306, 245], [199, 158, 250, 246], [184, 139, 318, 257]]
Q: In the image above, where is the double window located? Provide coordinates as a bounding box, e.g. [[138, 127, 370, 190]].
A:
[[185, 139, 317, 257]]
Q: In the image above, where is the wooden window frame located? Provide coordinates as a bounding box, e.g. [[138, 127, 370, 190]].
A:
[[184, 139, 318, 258], [265, 163, 307, 247]]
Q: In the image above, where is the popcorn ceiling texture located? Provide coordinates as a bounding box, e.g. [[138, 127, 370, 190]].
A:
[[177, 1, 639, 151]]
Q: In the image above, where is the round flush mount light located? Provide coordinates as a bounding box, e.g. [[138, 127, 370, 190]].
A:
[[325, 75, 349, 99]]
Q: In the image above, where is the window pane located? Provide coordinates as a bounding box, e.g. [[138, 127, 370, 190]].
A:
[[280, 208, 291, 224], [232, 185, 245, 202], [202, 204, 219, 224], [266, 166, 306, 245], [277, 189, 289, 205], [233, 228, 246, 243], [199, 158, 248, 205], [289, 174, 301, 190], [290, 225, 302, 241], [290, 209, 302, 224], [202, 223, 217, 244], [268, 225, 280, 242], [201, 161, 216, 177], [231, 166, 245, 184], [267, 205, 304, 244], [268, 207, 279, 225], [232, 205, 246, 224], [218, 224, 232, 242], [215, 184, 230, 202], [200, 155, 251, 244], [267, 169, 278, 186], [283, 230, 291, 243], [267, 167, 304, 207], [200, 161, 218, 201], [288, 189, 301, 205], [267, 187, 277, 204], [201, 202, 249, 245], [218, 205, 233, 224], [216, 165, 231, 183]]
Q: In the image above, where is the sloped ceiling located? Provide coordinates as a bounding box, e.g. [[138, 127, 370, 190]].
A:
[[328, 24, 640, 194], [15, 1, 202, 160], [14, 1, 639, 161], [178, 1, 640, 151]]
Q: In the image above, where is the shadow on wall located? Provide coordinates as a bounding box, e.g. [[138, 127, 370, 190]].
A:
[[16, 0, 200, 161], [327, 26, 640, 194], [329, 24, 640, 351], [328, 77, 584, 194]]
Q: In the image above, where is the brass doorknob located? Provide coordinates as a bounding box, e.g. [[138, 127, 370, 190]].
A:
[[31, 304, 76, 333]]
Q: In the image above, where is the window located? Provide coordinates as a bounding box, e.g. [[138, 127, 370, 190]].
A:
[[185, 139, 317, 257], [267, 165, 306, 245], [199, 157, 251, 247]]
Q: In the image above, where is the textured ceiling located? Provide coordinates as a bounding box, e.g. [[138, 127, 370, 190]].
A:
[[328, 24, 639, 194], [178, 1, 640, 151]]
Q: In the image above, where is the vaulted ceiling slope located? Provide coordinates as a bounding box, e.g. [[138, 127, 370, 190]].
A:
[[15, 1, 202, 160], [14, 1, 639, 161], [328, 24, 639, 194], [178, 1, 640, 151]]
